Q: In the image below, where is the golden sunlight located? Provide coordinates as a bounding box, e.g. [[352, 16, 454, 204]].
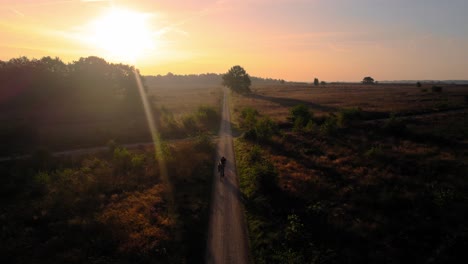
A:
[[89, 8, 155, 62]]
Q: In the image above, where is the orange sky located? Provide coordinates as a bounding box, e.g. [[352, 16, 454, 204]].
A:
[[1, 0, 467, 81]]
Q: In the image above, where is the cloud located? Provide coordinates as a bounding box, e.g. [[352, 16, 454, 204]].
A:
[[10, 8, 25, 17]]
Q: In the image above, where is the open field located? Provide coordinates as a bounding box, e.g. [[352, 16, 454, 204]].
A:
[[0, 72, 222, 156], [0, 138, 215, 263], [233, 83, 468, 122], [147, 83, 222, 118], [232, 83, 468, 263]]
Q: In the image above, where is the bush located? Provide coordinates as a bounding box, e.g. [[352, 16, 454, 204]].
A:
[[182, 115, 198, 133], [255, 117, 278, 142], [131, 154, 145, 171], [113, 147, 132, 172], [194, 132, 214, 152], [431, 86, 443, 93], [290, 104, 312, 128], [320, 114, 338, 135], [383, 113, 406, 135], [364, 145, 384, 158], [243, 129, 258, 141], [197, 105, 219, 129], [240, 145, 278, 201], [240, 107, 259, 130], [337, 107, 362, 128]]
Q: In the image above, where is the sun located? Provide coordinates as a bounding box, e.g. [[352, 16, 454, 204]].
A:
[[89, 8, 155, 63]]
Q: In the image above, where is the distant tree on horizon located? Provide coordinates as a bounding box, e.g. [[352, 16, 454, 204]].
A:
[[314, 78, 319, 86], [362, 76, 375, 84], [222, 65, 251, 93]]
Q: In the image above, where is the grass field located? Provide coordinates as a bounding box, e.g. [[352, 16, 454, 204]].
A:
[[0, 79, 223, 156], [233, 83, 468, 122], [233, 82, 468, 263], [0, 138, 215, 263]]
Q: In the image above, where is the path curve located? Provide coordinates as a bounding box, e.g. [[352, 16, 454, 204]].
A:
[[206, 88, 249, 264]]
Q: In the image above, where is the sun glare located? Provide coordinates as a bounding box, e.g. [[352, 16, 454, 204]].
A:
[[89, 8, 155, 63]]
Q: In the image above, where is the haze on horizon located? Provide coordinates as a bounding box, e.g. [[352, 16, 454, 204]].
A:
[[0, 0, 467, 82]]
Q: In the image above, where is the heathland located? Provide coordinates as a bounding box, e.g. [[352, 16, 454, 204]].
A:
[[232, 82, 468, 263], [2, 56, 468, 263]]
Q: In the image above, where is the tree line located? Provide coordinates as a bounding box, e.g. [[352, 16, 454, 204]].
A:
[[0, 56, 147, 154]]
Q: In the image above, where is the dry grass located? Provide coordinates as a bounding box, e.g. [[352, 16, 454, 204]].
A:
[[232, 83, 468, 122], [232, 83, 468, 263], [147, 84, 222, 119], [0, 137, 215, 263]]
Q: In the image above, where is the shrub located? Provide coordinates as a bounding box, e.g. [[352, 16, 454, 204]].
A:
[[255, 117, 278, 142], [320, 114, 338, 135], [197, 105, 219, 129], [240, 107, 259, 130], [113, 147, 132, 172], [364, 145, 384, 158], [431, 86, 443, 93], [242, 152, 277, 201], [290, 104, 312, 128], [107, 139, 118, 155], [182, 115, 198, 133], [194, 132, 214, 152], [304, 120, 316, 132], [337, 107, 362, 128], [243, 129, 258, 141], [383, 113, 406, 135], [131, 154, 145, 171]]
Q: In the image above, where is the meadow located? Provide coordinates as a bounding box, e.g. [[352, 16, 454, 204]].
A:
[[0, 138, 215, 263], [0, 57, 222, 263], [233, 82, 468, 263]]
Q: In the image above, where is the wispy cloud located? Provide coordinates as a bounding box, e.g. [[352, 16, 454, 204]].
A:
[[10, 8, 24, 17]]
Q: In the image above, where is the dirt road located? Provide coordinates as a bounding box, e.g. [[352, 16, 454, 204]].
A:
[[206, 88, 249, 264]]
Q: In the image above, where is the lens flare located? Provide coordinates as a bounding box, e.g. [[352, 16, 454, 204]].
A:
[[133, 69, 174, 214]]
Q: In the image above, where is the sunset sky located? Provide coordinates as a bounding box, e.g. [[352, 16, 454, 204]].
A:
[[1, 0, 467, 81]]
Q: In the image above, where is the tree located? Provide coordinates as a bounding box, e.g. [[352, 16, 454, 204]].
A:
[[314, 78, 319, 86], [362, 76, 375, 84], [416, 81, 422, 87], [222, 65, 251, 93]]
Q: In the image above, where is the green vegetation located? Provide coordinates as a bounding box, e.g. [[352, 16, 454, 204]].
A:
[[0, 138, 215, 263], [180, 105, 220, 136], [0, 56, 149, 155], [233, 97, 468, 263], [362, 76, 375, 84], [238, 107, 278, 142], [432, 85, 443, 92], [222, 65, 252, 94]]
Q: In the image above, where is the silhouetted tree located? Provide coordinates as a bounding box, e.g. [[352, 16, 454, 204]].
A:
[[0, 56, 148, 154], [416, 81, 422, 87], [222, 65, 251, 93], [362, 76, 375, 84], [314, 78, 319, 86]]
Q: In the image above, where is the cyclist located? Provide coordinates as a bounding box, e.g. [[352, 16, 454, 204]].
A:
[[217, 160, 224, 177]]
